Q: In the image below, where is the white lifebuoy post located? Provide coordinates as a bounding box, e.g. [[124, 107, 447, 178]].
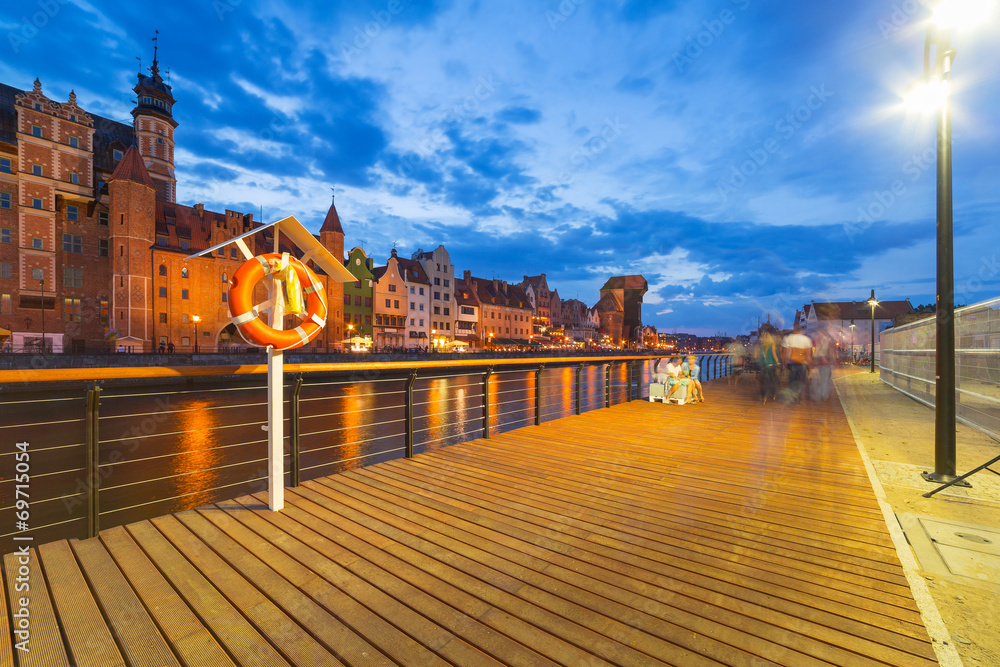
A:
[[267, 226, 286, 511]]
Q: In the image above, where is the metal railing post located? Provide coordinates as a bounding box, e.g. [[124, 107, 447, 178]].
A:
[[290, 375, 303, 487], [534, 365, 544, 425], [576, 364, 583, 415], [605, 363, 612, 408], [86, 383, 101, 538], [405, 370, 418, 457], [482, 367, 493, 438]]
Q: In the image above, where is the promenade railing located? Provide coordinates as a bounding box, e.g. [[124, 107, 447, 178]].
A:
[[880, 297, 1000, 442], [0, 353, 735, 553]]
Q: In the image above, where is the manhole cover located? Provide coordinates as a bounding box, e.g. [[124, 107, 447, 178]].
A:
[[955, 532, 992, 545], [897, 513, 1000, 583]]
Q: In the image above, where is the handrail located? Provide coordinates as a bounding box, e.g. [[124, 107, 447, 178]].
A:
[[0, 354, 677, 384]]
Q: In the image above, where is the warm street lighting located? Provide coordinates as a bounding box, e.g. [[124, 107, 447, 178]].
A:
[[906, 0, 993, 485], [866, 291, 879, 373], [431, 329, 436, 353], [850, 319, 856, 360], [192, 315, 200, 354]]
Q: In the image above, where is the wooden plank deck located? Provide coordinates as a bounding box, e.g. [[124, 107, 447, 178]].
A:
[[1, 379, 939, 666]]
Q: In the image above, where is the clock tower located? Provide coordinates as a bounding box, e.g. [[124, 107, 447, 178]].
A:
[[108, 146, 156, 350], [132, 33, 178, 202]]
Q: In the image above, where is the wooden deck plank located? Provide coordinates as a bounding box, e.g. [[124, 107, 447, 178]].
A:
[[98, 526, 236, 667], [37, 540, 125, 667], [1, 377, 941, 666], [70, 537, 181, 667], [330, 465, 925, 667], [122, 520, 291, 667], [178, 505, 457, 667], [0, 546, 15, 667], [2, 548, 70, 667], [146, 514, 343, 667], [205, 498, 516, 667]]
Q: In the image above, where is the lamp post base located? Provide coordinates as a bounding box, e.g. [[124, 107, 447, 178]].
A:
[[920, 470, 972, 487]]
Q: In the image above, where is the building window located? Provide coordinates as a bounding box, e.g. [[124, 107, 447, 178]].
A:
[[365, 315, 372, 325], [98, 211, 108, 226], [0, 262, 10, 278], [443, 308, 450, 316], [31, 164, 42, 176], [181, 289, 189, 299], [159, 313, 168, 323], [388, 284, 396, 292], [181, 314, 189, 323], [221, 291, 227, 303], [418, 287, 424, 296], [434, 277, 440, 285], [179, 240, 189, 251], [181, 267, 189, 278], [63, 267, 83, 288], [181, 336, 190, 346], [159, 287, 167, 298], [419, 304, 424, 311], [394, 300, 399, 309], [0, 158, 11, 173], [113, 149, 123, 161], [31, 125, 42, 138], [63, 298, 82, 322], [434, 306, 441, 315], [444, 279, 450, 287], [69, 136, 79, 148], [62, 234, 83, 253], [99, 299, 109, 325], [444, 293, 450, 301], [0, 294, 9, 315], [70, 172, 79, 185], [159, 264, 167, 276], [0, 193, 9, 209], [385, 298, 391, 308], [230, 248, 238, 259], [410, 302, 415, 310], [343, 295, 350, 306], [434, 291, 440, 300], [217, 247, 224, 256], [354, 313, 361, 325], [354, 280, 361, 288], [66, 205, 79, 221], [0, 228, 9, 243], [32, 198, 42, 209], [461, 306, 474, 315], [364, 297, 371, 307], [157, 236, 168, 246], [32, 238, 42, 249]]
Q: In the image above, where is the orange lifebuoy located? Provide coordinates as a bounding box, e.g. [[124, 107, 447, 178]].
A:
[[228, 253, 327, 350]]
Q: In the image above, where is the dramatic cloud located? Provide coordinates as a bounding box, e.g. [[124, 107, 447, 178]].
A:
[[6, 0, 1000, 334]]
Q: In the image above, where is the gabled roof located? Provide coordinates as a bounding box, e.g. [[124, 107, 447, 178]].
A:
[[395, 256, 430, 284], [320, 199, 344, 235], [454, 279, 478, 306], [109, 145, 155, 189], [600, 275, 648, 291], [372, 265, 388, 280]]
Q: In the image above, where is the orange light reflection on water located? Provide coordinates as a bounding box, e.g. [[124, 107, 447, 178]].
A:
[[172, 398, 221, 502]]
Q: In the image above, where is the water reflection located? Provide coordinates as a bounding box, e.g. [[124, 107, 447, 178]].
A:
[[171, 398, 221, 502]]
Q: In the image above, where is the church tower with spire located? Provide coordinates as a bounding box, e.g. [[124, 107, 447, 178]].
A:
[[132, 32, 177, 202], [320, 192, 346, 346]]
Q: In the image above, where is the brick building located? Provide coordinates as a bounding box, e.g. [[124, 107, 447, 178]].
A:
[[0, 60, 348, 353]]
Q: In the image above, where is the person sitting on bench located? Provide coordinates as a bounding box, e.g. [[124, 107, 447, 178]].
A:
[[665, 356, 690, 403], [683, 355, 704, 403]]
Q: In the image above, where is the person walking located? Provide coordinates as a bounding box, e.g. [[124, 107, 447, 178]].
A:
[[782, 324, 813, 404], [756, 330, 781, 404], [812, 329, 836, 401]]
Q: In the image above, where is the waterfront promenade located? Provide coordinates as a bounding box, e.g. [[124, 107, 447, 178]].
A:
[[0, 373, 960, 665]]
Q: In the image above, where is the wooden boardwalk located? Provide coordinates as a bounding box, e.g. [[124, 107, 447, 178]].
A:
[[2, 379, 938, 666]]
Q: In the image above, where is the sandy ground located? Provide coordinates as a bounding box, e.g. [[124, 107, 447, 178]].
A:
[[836, 370, 1000, 666]]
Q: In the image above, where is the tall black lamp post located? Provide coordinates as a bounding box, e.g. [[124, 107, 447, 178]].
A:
[[905, 4, 986, 484], [192, 315, 200, 354], [867, 290, 878, 373], [850, 320, 856, 361]]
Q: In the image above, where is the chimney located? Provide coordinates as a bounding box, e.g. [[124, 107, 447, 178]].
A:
[[193, 203, 204, 218], [464, 269, 471, 282]]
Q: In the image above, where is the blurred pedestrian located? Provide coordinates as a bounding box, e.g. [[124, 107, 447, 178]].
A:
[[756, 330, 781, 404], [812, 329, 836, 401], [782, 324, 813, 404]]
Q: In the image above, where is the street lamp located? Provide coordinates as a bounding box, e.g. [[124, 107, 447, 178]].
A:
[[192, 315, 200, 354], [488, 332, 494, 351], [431, 329, 436, 353], [850, 319, 856, 361], [866, 290, 878, 373], [905, 0, 994, 484]]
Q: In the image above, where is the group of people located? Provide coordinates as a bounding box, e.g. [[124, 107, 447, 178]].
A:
[[752, 324, 837, 404], [653, 355, 706, 404]]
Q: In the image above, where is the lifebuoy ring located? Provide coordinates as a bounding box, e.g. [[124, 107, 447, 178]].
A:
[[228, 253, 327, 350]]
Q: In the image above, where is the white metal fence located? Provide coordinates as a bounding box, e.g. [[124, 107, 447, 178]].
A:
[[880, 298, 1000, 442]]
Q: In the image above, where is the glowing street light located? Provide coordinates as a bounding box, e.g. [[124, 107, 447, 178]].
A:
[[866, 291, 878, 374], [905, 0, 994, 484], [192, 314, 200, 354]]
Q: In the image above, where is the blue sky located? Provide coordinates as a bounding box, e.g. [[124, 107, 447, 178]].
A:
[[3, 0, 999, 335]]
